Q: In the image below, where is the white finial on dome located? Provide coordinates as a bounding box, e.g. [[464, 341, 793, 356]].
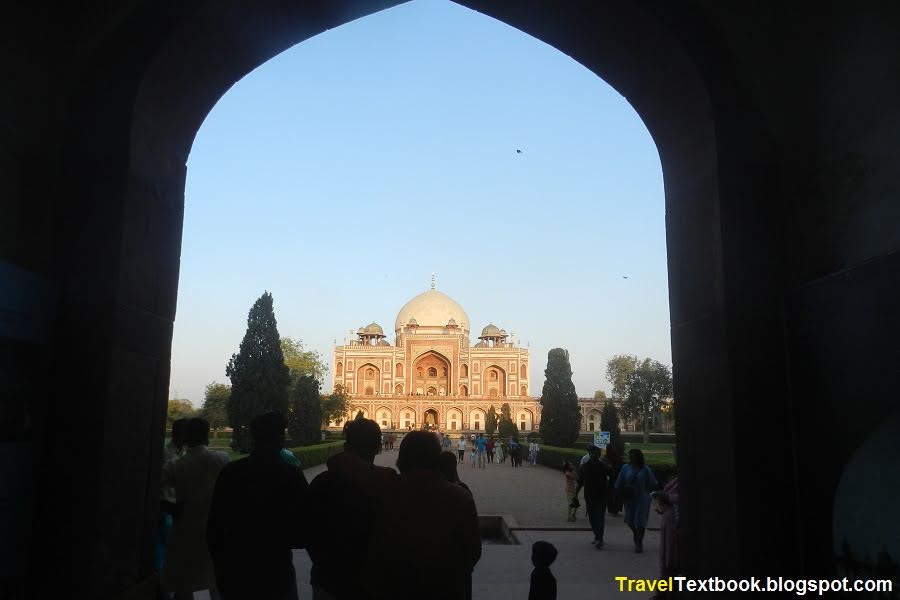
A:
[[431, 272, 436, 290]]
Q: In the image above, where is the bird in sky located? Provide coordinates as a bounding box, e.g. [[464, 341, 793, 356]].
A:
[[516, 149, 523, 154], [622, 275, 629, 279]]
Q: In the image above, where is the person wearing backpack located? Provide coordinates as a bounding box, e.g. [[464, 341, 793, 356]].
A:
[[614, 448, 658, 553], [574, 446, 611, 548]]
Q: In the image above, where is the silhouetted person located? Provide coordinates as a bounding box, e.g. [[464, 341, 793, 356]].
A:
[[439, 450, 472, 495], [365, 431, 481, 600], [305, 418, 398, 600], [614, 448, 658, 553], [161, 417, 229, 600], [575, 446, 611, 548], [207, 412, 308, 600], [603, 445, 623, 515], [528, 540, 556, 600], [157, 418, 189, 574], [528, 541, 558, 600]]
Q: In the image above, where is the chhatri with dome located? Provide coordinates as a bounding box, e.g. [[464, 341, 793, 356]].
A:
[[331, 276, 540, 433]]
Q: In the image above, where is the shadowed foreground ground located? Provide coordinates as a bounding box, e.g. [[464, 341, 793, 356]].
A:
[[195, 451, 663, 599]]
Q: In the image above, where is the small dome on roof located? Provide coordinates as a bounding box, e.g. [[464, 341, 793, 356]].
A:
[[407, 317, 418, 326], [377, 339, 391, 346], [364, 322, 384, 335], [480, 323, 501, 337], [447, 318, 458, 326], [474, 340, 487, 348], [357, 327, 365, 334]]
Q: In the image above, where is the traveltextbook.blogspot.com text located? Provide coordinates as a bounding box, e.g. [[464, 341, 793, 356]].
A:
[[613, 576, 893, 595]]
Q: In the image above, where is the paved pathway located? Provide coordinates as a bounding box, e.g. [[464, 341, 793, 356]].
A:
[[198, 450, 663, 599]]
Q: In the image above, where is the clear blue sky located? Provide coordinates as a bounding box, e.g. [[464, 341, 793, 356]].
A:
[[170, 0, 670, 406]]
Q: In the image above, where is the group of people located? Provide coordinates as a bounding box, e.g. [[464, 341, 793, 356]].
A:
[[379, 432, 396, 451], [445, 433, 539, 469], [157, 415, 483, 600], [565, 443, 680, 590]]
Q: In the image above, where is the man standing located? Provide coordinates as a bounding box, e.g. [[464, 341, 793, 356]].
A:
[[476, 433, 487, 469], [305, 418, 398, 600], [441, 434, 452, 452], [575, 446, 611, 549], [207, 412, 308, 600], [457, 435, 467, 463]]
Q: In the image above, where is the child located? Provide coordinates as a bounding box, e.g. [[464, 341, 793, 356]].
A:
[[529, 540, 558, 600]]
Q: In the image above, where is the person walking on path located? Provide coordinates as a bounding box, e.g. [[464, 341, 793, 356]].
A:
[[305, 418, 398, 600], [528, 440, 540, 466], [161, 418, 229, 600], [486, 437, 495, 463], [206, 412, 308, 600], [475, 433, 487, 469], [509, 438, 521, 468], [441, 434, 452, 452], [563, 461, 578, 522], [575, 446, 611, 548], [603, 445, 624, 516], [457, 436, 467, 463], [494, 439, 505, 464], [615, 448, 658, 553]]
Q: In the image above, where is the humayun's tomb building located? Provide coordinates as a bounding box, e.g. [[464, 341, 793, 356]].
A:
[[331, 280, 542, 433], [330, 280, 616, 434]]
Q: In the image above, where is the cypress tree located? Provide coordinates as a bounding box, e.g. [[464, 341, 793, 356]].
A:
[[498, 402, 517, 439], [226, 292, 290, 452], [600, 400, 624, 456], [485, 405, 498, 435], [288, 374, 322, 446], [539, 348, 581, 446]]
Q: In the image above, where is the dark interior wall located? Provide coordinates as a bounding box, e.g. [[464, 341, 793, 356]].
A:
[[3, 1, 900, 598], [776, 3, 900, 576]]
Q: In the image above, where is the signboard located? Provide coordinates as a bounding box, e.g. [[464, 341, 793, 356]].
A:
[[595, 431, 611, 449]]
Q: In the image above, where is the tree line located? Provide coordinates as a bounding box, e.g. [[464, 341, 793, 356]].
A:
[[538, 350, 673, 447], [169, 291, 673, 452]]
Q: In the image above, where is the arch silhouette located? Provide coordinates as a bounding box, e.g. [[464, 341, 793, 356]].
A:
[[58, 0, 769, 589]]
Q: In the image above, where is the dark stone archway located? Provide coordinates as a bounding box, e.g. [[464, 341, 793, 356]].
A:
[[5, 1, 900, 598]]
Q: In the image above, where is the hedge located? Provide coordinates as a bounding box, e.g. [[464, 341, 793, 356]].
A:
[[538, 444, 677, 485], [286, 441, 345, 468]]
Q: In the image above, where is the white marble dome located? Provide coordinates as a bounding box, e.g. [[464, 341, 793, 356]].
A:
[[395, 289, 470, 334]]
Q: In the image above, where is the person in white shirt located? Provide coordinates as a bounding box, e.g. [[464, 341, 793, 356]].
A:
[[457, 436, 467, 463], [160, 417, 229, 600], [528, 441, 540, 466]]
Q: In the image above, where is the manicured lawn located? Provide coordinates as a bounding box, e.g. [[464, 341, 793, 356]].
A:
[[624, 442, 676, 466]]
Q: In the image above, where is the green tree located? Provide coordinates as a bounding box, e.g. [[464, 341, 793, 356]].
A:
[[167, 398, 197, 428], [226, 292, 291, 452], [539, 348, 582, 446], [605, 354, 640, 399], [593, 390, 608, 400], [485, 405, 498, 435], [200, 382, 230, 438], [321, 384, 350, 427], [620, 358, 673, 443], [498, 403, 518, 439], [288, 374, 322, 446], [600, 400, 624, 456], [281, 336, 327, 383]]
